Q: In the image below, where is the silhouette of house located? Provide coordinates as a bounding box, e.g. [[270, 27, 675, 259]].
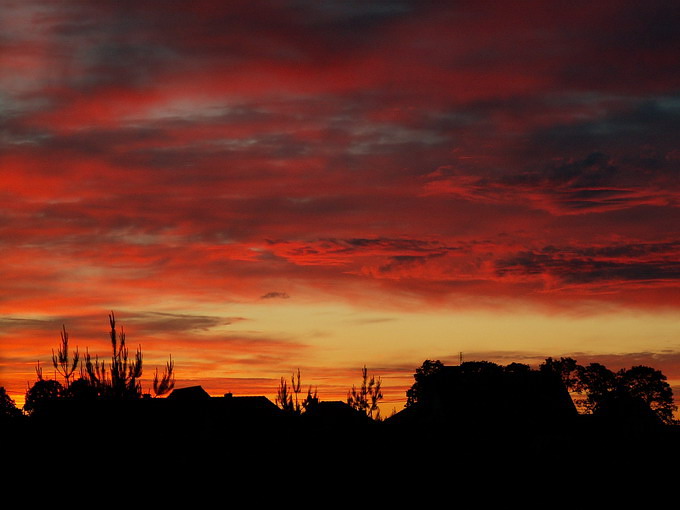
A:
[[167, 385, 212, 401], [163, 386, 283, 428]]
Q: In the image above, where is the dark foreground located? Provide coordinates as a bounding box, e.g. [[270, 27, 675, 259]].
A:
[[5, 399, 680, 492]]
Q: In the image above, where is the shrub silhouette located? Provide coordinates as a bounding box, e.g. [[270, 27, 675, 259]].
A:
[[347, 366, 383, 420]]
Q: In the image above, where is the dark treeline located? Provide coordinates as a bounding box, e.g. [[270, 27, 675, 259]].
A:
[[3, 314, 680, 482]]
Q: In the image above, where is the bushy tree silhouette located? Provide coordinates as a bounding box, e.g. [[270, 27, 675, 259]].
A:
[[347, 366, 382, 420], [539, 357, 580, 391], [540, 357, 676, 424], [0, 387, 22, 420], [575, 363, 618, 412], [405, 359, 444, 408], [24, 378, 63, 415]]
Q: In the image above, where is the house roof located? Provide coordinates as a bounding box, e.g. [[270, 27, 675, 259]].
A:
[[167, 385, 212, 400]]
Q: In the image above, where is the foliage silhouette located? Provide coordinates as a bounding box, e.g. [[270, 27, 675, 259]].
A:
[[276, 368, 318, 414], [405, 360, 535, 410], [81, 312, 143, 399], [61, 377, 99, 401], [347, 365, 383, 420], [540, 357, 676, 424], [24, 379, 63, 415], [302, 386, 319, 412], [0, 387, 22, 420], [618, 365, 676, 424], [539, 357, 580, 391], [152, 355, 175, 398], [405, 359, 444, 408], [52, 325, 79, 388], [505, 362, 532, 374], [24, 312, 176, 413], [575, 362, 618, 412]]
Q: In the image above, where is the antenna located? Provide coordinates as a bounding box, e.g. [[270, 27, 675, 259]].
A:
[[459, 352, 463, 365]]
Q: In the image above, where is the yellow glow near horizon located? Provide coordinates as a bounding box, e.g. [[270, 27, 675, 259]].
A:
[[5, 301, 679, 414]]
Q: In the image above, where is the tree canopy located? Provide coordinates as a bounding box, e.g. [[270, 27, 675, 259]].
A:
[[539, 357, 676, 425], [405, 357, 676, 425], [405, 359, 444, 408], [0, 387, 22, 420]]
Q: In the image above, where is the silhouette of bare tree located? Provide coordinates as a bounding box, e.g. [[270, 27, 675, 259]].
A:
[[347, 366, 382, 420]]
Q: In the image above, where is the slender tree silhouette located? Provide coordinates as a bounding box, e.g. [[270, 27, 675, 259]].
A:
[[152, 355, 175, 397], [52, 325, 79, 389], [347, 366, 383, 420], [276, 368, 318, 414], [81, 312, 143, 399]]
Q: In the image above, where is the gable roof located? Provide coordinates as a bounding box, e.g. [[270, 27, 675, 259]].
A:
[[167, 385, 212, 400]]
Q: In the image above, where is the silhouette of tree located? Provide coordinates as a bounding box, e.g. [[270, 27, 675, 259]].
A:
[[541, 357, 676, 424], [347, 366, 383, 420], [575, 363, 618, 413], [82, 312, 143, 399], [152, 355, 175, 397], [276, 376, 294, 412], [302, 385, 319, 412], [459, 360, 503, 375], [0, 387, 22, 420], [52, 325, 79, 388], [539, 357, 581, 391], [61, 377, 99, 401], [617, 365, 676, 425], [405, 359, 443, 408], [276, 369, 317, 414], [30, 312, 175, 405], [504, 362, 532, 374], [290, 368, 302, 412], [24, 378, 63, 415]]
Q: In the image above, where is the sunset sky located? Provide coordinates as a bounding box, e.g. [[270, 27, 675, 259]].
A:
[[2, 0, 679, 414]]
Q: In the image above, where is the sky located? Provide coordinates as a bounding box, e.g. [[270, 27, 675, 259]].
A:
[[2, 0, 679, 414]]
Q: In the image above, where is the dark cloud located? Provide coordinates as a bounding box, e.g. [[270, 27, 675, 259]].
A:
[[424, 151, 680, 214], [529, 96, 680, 156], [377, 253, 448, 275], [496, 242, 680, 288], [124, 312, 241, 334], [260, 291, 290, 300]]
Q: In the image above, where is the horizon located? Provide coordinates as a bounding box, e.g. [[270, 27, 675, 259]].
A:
[[2, 1, 679, 416]]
